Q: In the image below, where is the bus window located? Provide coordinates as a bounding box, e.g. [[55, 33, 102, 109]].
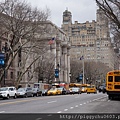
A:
[[115, 76, 120, 82], [108, 76, 113, 82]]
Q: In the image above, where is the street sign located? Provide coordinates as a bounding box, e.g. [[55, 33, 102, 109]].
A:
[[55, 69, 59, 78], [0, 53, 5, 66]]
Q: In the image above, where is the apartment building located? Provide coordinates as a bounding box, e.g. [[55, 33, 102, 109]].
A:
[[61, 9, 117, 70]]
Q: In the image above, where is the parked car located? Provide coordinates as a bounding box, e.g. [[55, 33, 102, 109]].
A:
[[87, 85, 97, 94], [17, 87, 33, 97], [98, 85, 106, 93], [47, 88, 61, 95], [69, 87, 81, 94], [0, 87, 17, 99], [41, 89, 48, 96], [102, 86, 106, 93], [32, 88, 42, 97], [57, 87, 67, 95]]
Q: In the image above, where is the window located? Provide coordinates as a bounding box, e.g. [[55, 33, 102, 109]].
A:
[[108, 76, 113, 82], [115, 76, 120, 82], [10, 72, 13, 79]]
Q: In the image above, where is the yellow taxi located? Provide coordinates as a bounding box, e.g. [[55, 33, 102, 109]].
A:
[[81, 86, 87, 93], [87, 85, 97, 94], [47, 87, 61, 95]]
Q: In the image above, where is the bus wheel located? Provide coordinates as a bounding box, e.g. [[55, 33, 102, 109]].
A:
[[108, 95, 113, 100]]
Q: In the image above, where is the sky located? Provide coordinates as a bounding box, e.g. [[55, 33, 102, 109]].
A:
[[25, 0, 98, 27]]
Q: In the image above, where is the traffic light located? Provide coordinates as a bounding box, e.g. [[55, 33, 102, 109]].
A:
[[55, 69, 59, 78], [0, 53, 5, 67]]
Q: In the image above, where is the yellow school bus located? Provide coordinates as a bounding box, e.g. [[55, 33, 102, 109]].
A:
[[106, 70, 120, 99]]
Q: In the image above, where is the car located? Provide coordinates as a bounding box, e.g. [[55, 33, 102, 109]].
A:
[[32, 88, 42, 97], [0, 87, 17, 99], [17, 87, 33, 97], [57, 87, 67, 95], [69, 87, 81, 94], [87, 85, 97, 94], [41, 89, 48, 96], [81, 87, 87, 93], [102, 86, 106, 93], [98, 85, 106, 93], [47, 88, 61, 95]]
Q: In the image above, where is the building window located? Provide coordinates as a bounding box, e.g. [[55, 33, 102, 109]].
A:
[[11, 72, 13, 79]]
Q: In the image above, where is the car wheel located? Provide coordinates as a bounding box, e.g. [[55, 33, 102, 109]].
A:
[[7, 94, 10, 99], [14, 94, 17, 99], [25, 94, 27, 98], [36, 93, 39, 97]]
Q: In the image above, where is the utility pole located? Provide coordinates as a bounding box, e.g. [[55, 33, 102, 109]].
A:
[[82, 56, 85, 84]]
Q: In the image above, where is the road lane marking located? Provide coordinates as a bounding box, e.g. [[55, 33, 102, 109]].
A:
[[64, 109, 68, 111], [57, 111, 62, 113], [36, 118, 42, 120], [47, 100, 57, 104], [80, 104, 82, 105], [75, 105, 78, 107], [75, 96, 79, 98], [70, 107, 74, 109], [83, 102, 86, 104], [0, 111, 5, 113], [0, 98, 48, 106]]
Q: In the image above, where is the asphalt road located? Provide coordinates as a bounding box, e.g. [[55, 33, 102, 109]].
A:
[[0, 92, 120, 114]]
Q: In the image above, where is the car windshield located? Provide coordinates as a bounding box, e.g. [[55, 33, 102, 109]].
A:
[[50, 88, 57, 91], [32, 88, 38, 91], [0, 87, 8, 91], [17, 88, 25, 92], [72, 88, 79, 90], [57, 88, 63, 90], [88, 86, 94, 88]]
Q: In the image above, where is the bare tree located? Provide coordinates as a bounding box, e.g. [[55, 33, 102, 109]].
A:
[[70, 60, 111, 84], [96, 0, 120, 30], [0, 0, 51, 86], [70, 60, 82, 83], [96, 0, 120, 68]]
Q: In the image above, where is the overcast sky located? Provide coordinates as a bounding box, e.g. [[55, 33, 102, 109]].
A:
[[27, 0, 97, 27]]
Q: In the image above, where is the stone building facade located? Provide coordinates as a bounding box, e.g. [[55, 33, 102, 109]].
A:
[[16, 21, 71, 87], [0, 19, 71, 87], [61, 9, 118, 70]]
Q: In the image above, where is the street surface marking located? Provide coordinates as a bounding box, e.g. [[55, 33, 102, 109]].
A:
[[75, 105, 78, 107], [83, 102, 86, 104], [75, 96, 79, 98], [80, 104, 82, 105], [64, 109, 68, 111], [70, 107, 74, 109], [47, 100, 57, 104], [0, 111, 5, 113], [57, 111, 62, 113], [36, 118, 42, 120], [0, 97, 50, 106]]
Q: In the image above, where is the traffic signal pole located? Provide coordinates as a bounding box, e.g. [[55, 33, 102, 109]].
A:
[[82, 56, 85, 84]]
